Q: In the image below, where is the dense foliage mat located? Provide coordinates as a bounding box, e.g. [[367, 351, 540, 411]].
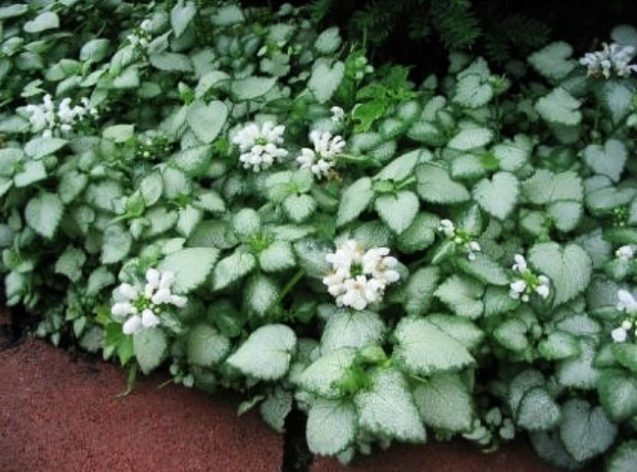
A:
[[2, 1, 637, 470]]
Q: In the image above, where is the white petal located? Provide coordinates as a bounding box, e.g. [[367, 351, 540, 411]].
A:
[[141, 309, 160, 328], [111, 302, 134, 318], [123, 315, 143, 335], [159, 271, 175, 289], [612, 327, 628, 343], [146, 268, 160, 287], [118, 283, 138, 300]]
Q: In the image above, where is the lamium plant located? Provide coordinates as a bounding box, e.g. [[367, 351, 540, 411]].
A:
[[3, 1, 637, 470]]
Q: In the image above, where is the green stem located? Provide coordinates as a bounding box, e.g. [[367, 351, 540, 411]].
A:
[[396, 176, 417, 190], [116, 363, 138, 398], [275, 268, 305, 306]]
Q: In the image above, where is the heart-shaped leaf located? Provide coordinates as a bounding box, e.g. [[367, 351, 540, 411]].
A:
[[170, 0, 197, 37], [528, 242, 592, 306], [559, 399, 617, 463], [307, 399, 357, 455], [186, 100, 228, 144], [583, 139, 627, 182], [309, 60, 344, 104], [473, 171, 519, 220], [24, 11, 59, 33], [375, 190, 419, 234], [535, 87, 582, 126]]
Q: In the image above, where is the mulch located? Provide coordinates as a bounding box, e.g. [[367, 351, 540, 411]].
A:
[[0, 308, 595, 472]]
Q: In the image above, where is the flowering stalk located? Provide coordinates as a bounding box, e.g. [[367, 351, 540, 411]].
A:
[[323, 240, 400, 310], [580, 42, 637, 78], [111, 269, 187, 335], [25, 94, 98, 137], [296, 130, 346, 178], [232, 121, 288, 172], [612, 289, 637, 343], [437, 219, 482, 261], [508, 254, 551, 303]]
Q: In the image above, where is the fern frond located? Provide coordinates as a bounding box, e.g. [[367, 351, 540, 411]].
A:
[[307, 0, 338, 24], [430, 0, 481, 50]]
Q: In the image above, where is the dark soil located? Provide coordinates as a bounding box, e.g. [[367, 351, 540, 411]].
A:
[[0, 307, 597, 472]]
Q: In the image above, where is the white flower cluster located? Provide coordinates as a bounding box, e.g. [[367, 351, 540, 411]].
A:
[[580, 42, 637, 79], [330, 106, 345, 122], [612, 289, 637, 343], [509, 254, 550, 302], [232, 121, 289, 172], [437, 219, 481, 261], [323, 240, 400, 311], [111, 269, 187, 335], [25, 94, 97, 137], [127, 19, 153, 49], [296, 130, 346, 178], [616, 245, 636, 260]]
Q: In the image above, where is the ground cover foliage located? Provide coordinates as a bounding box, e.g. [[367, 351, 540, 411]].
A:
[[3, 0, 637, 470]]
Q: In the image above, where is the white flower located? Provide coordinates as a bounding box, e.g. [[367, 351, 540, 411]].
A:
[[616, 245, 636, 260], [25, 94, 95, 137], [535, 275, 551, 299], [509, 279, 527, 299], [323, 240, 400, 310], [612, 326, 628, 343], [512, 254, 527, 272], [111, 268, 186, 335], [617, 289, 637, 314], [580, 42, 637, 78], [330, 106, 345, 122], [465, 241, 481, 261], [438, 219, 455, 238], [233, 121, 288, 172], [296, 130, 346, 178]]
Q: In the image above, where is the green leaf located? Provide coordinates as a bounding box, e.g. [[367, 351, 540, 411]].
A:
[[494, 318, 529, 352], [58, 170, 87, 204], [54, 246, 86, 283], [24, 11, 59, 33], [211, 4, 244, 25], [600, 80, 633, 125], [426, 314, 484, 351], [434, 275, 484, 319], [133, 328, 168, 374], [24, 136, 67, 160], [516, 387, 561, 432], [0, 4, 28, 20], [336, 177, 374, 227], [374, 150, 421, 182], [80, 38, 111, 63], [453, 73, 493, 108], [321, 310, 385, 353], [193, 191, 225, 213], [171, 0, 197, 37], [231, 76, 277, 100], [232, 208, 261, 240], [548, 200, 582, 232], [538, 331, 581, 360], [174, 145, 212, 175], [259, 241, 296, 273], [187, 323, 230, 367], [309, 60, 344, 104], [140, 172, 163, 206], [355, 368, 426, 442], [583, 139, 627, 183], [103, 124, 134, 143], [557, 339, 600, 389], [451, 154, 485, 180], [528, 42, 576, 81], [300, 348, 357, 399], [598, 368, 637, 422], [307, 399, 357, 456], [528, 242, 592, 306], [522, 169, 583, 204], [397, 212, 439, 253], [86, 267, 115, 297], [374, 190, 419, 235], [314, 27, 342, 55], [559, 399, 617, 463], [413, 372, 474, 432], [226, 324, 296, 380], [416, 164, 470, 205], [186, 100, 228, 144], [403, 267, 440, 317], [149, 52, 193, 72], [529, 431, 583, 471], [393, 317, 475, 376], [611, 343, 637, 374], [260, 387, 292, 433], [14, 160, 46, 188], [159, 247, 219, 293], [473, 172, 519, 220], [25, 192, 64, 239], [162, 167, 190, 200], [177, 205, 202, 237], [112, 66, 140, 89], [283, 194, 317, 223], [213, 251, 256, 290], [608, 440, 637, 472], [535, 87, 582, 126], [448, 127, 494, 151], [457, 253, 509, 286], [244, 273, 279, 316]]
